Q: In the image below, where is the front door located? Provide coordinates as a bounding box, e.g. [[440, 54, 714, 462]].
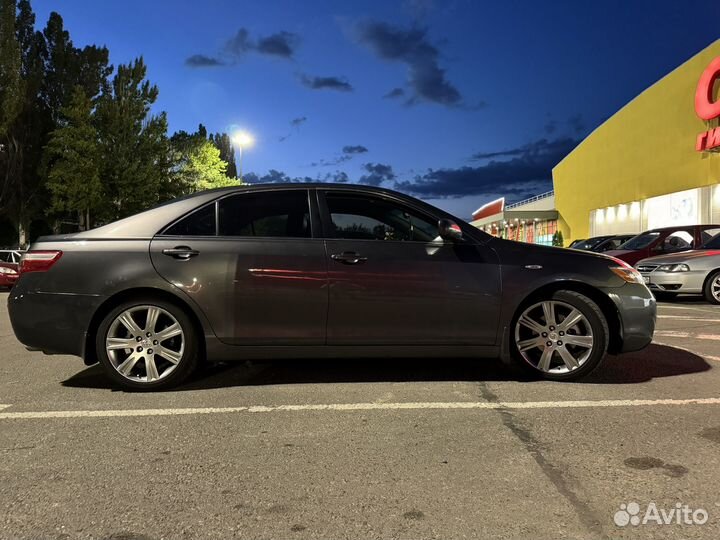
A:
[[318, 190, 501, 345], [150, 189, 328, 345]]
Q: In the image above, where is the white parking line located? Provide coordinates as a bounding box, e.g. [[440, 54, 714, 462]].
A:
[[658, 305, 720, 315], [1, 398, 720, 420], [655, 330, 720, 340], [0, 405, 10, 412], [657, 315, 720, 322]]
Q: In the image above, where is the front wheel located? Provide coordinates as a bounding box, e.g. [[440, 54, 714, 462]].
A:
[[703, 271, 720, 305], [96, 299, 199, 391], [511, 290, 609, 381]]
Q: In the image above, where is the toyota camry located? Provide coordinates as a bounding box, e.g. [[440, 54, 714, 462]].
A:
[[8, 184, 656, 390]]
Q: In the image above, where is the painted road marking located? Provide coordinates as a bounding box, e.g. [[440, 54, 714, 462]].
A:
[[1, 398, 720, 420], [0, 405, 10, 411], [658, 305, 720, 315], [657, 315, 720, 322], [655, 330, 720, 340]]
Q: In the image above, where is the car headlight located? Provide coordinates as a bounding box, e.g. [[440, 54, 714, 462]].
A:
[[0, 267, 17, 275], [657, 263, 690, 272], [607, 256, 645, 284]]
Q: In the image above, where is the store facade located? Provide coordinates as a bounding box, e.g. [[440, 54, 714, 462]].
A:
[[470, 191, 559, 246], [553, 39, 720, 244]]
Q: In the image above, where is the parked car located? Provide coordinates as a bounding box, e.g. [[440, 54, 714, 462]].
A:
[[605, 225, 720, 266], [571, 234, 635, 253], [0, 250, 22, 289], [636, 231, 720, 303], [568, 239, 585, 248], [8, 184, 656, 390]]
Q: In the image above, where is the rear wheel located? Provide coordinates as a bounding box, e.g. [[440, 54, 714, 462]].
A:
[[511, 290, 609, 381], [703, 271, 720, 305], [96, 299, 199, 390]]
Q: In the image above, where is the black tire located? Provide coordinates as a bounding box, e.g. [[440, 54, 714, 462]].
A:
[[703, 270, 720, 305], [653, 291, 678, 302], [511, 290, 609, 382], [95, 298, 199, 391]]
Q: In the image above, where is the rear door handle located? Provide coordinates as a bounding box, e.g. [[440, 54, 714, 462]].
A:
[[162, 246, 199, 260], [331, 251, 368, 265]]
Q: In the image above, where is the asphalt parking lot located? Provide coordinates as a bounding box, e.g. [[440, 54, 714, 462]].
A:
[[1, 292, 720, 540]]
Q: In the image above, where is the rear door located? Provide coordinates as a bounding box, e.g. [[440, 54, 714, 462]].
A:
[[318, 189, 501, 345], [150, 189, 328, 345]]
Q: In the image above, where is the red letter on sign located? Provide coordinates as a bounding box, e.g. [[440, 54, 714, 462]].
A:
[[708, 127, 720, 149], [697, 131, 708, 151], [696, 57, 720, 121]]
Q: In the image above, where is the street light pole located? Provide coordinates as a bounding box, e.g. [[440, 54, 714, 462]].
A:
[[232, 131, 254, 182]]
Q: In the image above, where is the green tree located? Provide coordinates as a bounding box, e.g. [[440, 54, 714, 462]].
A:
[[170, 126, 237, 194], [209, 132, 237, 178], [0, 0, 23, 136], [552, 230, 564, 247], [95, 57, 172, 221], [44, 87, 102, 230], [0, 0, 24, 237]]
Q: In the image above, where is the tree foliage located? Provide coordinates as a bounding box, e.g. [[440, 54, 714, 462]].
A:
[[0, 1, 238, 245], [44, 87, 102, 228], [0, 0, 23, 136]]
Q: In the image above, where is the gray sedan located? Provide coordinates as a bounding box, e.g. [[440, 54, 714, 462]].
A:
[[8, 184, 656, 390], [636, 232, 720, 303]]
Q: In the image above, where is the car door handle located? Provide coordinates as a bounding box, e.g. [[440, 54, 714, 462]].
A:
[[162, 246, 199, 260], [331, 251, 368, 265]]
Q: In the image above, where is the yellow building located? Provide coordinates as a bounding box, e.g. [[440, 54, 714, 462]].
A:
[[553, 39, 720, 245]]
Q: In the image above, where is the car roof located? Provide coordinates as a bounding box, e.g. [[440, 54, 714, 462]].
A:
[[642, 225, 720, 232], [37, 183, 468, 241]]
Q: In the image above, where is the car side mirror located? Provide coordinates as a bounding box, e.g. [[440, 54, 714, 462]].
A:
[[438, 219, 463, 242]]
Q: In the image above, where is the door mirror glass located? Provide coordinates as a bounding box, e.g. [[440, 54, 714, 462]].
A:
[[438, 219, 463, 242]]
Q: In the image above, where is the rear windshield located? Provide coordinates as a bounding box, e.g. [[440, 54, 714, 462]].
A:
[[619, 232, 660, 250]]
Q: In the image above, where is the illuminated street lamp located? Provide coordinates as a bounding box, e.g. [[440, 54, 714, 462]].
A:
[[232, 131, 254, 180]]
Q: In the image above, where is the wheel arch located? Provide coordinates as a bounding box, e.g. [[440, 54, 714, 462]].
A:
[[83, 287, 207, 366], [511, 280, 623, 355]]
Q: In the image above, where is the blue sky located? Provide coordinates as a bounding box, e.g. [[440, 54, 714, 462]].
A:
[[32, 0, 720, 218]]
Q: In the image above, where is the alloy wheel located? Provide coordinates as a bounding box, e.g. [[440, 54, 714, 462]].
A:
[[105, 305, 185, 383], [712, 276, 720, 303], [514, 300, 594, 374]]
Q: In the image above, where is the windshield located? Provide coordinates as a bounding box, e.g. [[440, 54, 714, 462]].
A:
[[572, 237, 606, 250], [619, 232, 660, 250], [702, 232, 720, 249]]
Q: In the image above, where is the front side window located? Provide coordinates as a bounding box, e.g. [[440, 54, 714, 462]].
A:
[[164, 203, 216, 236], [218, 190, 311, 238], [325, 193, 438, 242]]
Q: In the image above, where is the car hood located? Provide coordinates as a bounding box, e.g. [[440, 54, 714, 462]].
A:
[[603, 249, 634, 258], [637, 250, 720, 266]]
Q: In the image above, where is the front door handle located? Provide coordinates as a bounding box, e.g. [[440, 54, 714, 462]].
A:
[[331, 251, 368, 265], [162, 246, 199, 260]]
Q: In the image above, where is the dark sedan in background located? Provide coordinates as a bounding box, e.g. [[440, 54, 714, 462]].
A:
[[571, 234, 635, 253], [8, 184, 656, 390]]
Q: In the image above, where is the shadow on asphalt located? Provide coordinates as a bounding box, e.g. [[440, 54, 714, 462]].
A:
[[61, 343, 711, 392]]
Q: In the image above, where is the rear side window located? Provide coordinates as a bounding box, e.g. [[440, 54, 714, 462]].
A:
[[164, 203, 216, 236], [218, 190, 311, 238]]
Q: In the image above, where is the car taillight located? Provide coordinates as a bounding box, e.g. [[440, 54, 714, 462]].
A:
[[19, 250, 63, 274]]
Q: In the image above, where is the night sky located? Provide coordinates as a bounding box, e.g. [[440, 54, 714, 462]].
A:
[[31, 0, 720, 219]]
